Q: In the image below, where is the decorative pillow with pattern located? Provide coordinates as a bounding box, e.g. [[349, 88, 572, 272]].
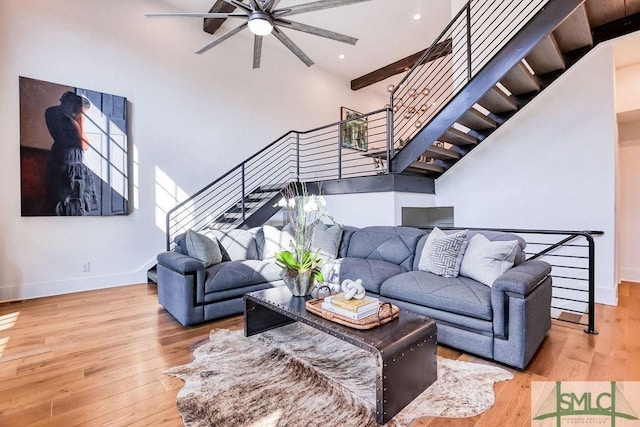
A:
[[418, 228, 468, 277]]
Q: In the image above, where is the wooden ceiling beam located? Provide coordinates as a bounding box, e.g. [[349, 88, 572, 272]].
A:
[[351, 39, 451, 90], [350, 38, 452, 91], [203, 0, 237, 35]]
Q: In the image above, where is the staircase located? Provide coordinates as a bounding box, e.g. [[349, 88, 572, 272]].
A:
[[164, 0, 640, 249], [390, 0, 640, 175]]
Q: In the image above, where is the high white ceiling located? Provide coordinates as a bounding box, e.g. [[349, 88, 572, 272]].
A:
[[150, 0, 454, 81], [151, 0, 640, 83]]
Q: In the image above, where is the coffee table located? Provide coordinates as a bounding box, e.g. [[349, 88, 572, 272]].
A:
[[244, 286, 437, 424]]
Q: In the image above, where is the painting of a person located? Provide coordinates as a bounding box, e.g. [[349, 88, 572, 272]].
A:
[[44, 91, 98, 215]]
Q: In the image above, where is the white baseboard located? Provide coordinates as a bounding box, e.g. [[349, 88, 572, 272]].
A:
[[620, 268, 640, 284], [0, 260, 156, 302], [595, 286, 618, 306]]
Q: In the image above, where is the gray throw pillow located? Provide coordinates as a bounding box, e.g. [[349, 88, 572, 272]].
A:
[[418, 227, 468, 278], [312, 222, 343, 260], [185, 230, 223, 267], [460, 234, 519, 287]]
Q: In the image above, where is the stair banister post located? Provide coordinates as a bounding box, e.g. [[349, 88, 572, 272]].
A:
[[241, 163, 246, 223], [296, 132, 300, 178], [466, 1, 472, 81], [338, 120, 343, 179], [386, 106, 393, 174]]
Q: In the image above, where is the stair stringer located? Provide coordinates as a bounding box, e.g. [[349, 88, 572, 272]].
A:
[[392, 0, 585, 174]]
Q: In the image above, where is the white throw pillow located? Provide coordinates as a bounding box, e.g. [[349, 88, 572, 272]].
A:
[[185, 230, 223, 267], [418, 227, 468, 278], [262, 225, 295, 259], [460, 234, 519, 287]]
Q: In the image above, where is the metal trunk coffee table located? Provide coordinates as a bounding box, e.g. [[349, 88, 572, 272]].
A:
[[244, 286, 437, 424]]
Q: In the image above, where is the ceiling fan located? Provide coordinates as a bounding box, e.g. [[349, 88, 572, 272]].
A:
[[146, 0, 373, 69]]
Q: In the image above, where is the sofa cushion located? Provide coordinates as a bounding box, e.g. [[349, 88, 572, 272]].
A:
[[339, 257, 407, 294], [380, 270, 493, 321], [460, 234, 519, 287], [204, 260, 282, 293], [185, 230, 223, 267], [417, 228, 468, 277], [209, 228, 259, 261], [345, 226, 425, 270]]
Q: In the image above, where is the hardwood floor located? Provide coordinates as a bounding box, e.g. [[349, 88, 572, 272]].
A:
[[0, 282, 638, 426]]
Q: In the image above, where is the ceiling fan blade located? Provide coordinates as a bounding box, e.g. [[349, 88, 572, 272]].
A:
[[195, 22, 248, 55], [275, 19, 358, 45], [248, 0, 261, 11], [272, 27, 314, 67], [264, 0, 282, 12], [253, 35, 263, 69], [275, 0, 372, 16], [145, 12, 247, 18], [223, 0, 253, 13]]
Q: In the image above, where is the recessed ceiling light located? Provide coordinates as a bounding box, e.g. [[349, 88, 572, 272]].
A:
[[413, 14, 421, 20], [338, 54, 346, 60]]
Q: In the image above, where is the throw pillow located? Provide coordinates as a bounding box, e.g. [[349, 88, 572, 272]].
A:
[[262, 224, 295, 260], [209, 228, 259, 261], [460, 234, 519, 287], [312, 222, 343, 260], [418, 228, 468, 278], [185, 230, 223, 267]]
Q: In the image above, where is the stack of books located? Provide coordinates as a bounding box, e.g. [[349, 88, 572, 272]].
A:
[[322, 293, 380, 320]]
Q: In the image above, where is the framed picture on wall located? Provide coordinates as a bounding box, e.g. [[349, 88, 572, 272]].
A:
[[19, 76, 130, 216], [340, 107, 368, 151]]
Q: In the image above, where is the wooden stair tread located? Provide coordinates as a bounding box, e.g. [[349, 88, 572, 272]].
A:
[[478, 86, 518, 114], [526, 34, 566, 75], [553, 4, 593, 52], [439, 128, 477, 146], [501, 62, 541, 95], [585, 0, 640, 28], [457, 108, 497, 131], [407, 161, 445, 174], [422, 144, 460, 161]]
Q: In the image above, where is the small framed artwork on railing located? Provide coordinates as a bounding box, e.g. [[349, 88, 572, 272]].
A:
[[340, 107, 368, 151]]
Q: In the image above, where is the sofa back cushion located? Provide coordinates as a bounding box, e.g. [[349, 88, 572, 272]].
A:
[[344, 226, 426, 270], [208, 228, 260, 261], [413, 229, 527, 270]]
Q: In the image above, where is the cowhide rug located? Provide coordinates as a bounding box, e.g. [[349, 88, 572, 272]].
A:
[[166, 323, 513, 426]]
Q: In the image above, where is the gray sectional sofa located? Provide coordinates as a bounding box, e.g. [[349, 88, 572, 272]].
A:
[[156, 225, 552, 369]]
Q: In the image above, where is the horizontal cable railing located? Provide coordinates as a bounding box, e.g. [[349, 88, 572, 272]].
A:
[[434, 227, 602, 334], [390, 0, 549, 160], [165, 109, 390, 249]]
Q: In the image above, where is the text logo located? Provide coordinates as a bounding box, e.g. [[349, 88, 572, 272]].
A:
[[532, 381, 640, 426]]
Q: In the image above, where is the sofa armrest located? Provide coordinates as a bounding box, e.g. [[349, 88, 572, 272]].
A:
[[157, 251, 205, 275], [492, 260, 551, 297]]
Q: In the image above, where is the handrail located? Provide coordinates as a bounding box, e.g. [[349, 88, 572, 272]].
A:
[[428, 226, 602, 334]]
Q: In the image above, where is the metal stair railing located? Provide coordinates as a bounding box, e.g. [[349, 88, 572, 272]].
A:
[[165, 109, 390, 249], [389, 0, 584, 172]]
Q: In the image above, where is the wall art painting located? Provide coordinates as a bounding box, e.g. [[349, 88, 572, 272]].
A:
[[340, 107, 368, 152], [19, 76, 130, 216]]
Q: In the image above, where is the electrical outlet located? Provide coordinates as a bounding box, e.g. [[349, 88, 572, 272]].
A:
[[82, 262, 91, 272]]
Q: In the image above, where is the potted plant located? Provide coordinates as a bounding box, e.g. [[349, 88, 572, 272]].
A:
[[274, 182, 328, 296]]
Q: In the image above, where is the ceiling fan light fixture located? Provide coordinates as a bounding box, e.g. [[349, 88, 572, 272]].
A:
[[248, 12, 274, 36]]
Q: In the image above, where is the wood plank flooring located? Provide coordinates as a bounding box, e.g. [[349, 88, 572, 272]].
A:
[[0, 282, 638, 426]]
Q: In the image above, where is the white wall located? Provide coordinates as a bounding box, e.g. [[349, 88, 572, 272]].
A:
[[323, 192, 437, 227], [616, 64, 640, 283], [435, 44, 619, 305], [0, 0, 386, 300]]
